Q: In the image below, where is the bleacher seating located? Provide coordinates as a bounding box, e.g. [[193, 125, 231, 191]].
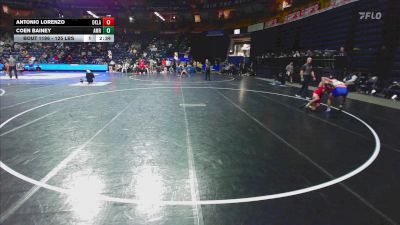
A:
[[0, 32, 191, 66], [251, 0, 398, 81]]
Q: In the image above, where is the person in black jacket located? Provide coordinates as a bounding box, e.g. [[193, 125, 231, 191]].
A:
[[204, 59, 211, 81], [86, 69, 95, 84]]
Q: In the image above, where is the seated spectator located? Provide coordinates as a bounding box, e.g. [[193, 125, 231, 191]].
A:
[[343, 73, 358, 85], [53, 55, 59, 63], [359, 76, 379, 94], [28, 56, 36, 65], [180, 64, 188, 77], [383, 81, 400, 100], [343, 73, 358, 91], [66, 55, 73, 63]]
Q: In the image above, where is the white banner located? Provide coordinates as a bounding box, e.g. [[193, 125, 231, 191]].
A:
[[248, 22, 264, 32]]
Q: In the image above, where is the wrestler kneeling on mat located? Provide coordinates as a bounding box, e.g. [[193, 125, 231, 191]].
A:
[[321, 76, 349, 112]]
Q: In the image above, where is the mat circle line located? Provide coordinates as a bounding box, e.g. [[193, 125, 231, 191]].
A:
[[0, 86, 380, 205]]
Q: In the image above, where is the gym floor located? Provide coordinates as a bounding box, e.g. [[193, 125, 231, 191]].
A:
[[0, 72, 399, 225]]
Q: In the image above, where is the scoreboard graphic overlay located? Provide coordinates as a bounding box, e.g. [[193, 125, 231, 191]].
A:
[[14, 18, 115, 43]]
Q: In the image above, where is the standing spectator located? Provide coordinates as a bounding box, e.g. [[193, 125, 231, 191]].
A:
[[149, 58, 155, 74], [205, 59, 211, 81], [285, 61, 294, 83], [248, 62, 255, 76], [339, 46, 347, 56], [8, 55, 17, 79], [296, 57, 316, 99], [166, 58, 171, 73], [336, 46, 349, 79], [172, 59, 177, 73], [16, 60, 24, 77], [239, 61, 245, 76], [122, 60, 130, 73]]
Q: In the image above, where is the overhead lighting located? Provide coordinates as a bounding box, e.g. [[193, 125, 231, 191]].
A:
[[129, 16, 134, 23], [154, 12, 165, 21], [87, 10, 99, 18], [282, 1, 292, 10]]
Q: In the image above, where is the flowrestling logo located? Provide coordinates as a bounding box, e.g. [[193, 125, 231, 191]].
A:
[[359, 12, 382, 20]]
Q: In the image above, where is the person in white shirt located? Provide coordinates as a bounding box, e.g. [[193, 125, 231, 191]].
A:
[[16, 61, 24, 77], [122, 61, 130, 73], [166, 59, 172, 73]]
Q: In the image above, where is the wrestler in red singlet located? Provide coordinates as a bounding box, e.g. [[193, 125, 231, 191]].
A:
[[313, 86, 325, 104]]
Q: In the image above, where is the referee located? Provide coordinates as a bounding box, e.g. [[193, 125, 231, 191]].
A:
[[296, 57, 316, 99], [8, 56, 17, 79]]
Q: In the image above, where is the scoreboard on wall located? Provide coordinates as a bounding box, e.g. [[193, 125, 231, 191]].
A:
[[13, 18, 115, 43]]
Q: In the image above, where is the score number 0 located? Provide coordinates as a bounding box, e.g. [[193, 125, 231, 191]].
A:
[[103, 18, 115, 26], [102, 18, 114, 35]]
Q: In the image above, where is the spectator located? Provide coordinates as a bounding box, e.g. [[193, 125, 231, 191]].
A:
[[383, 81, 400, 100], [204, 59, 211, 81], [8, 55, 17, 79], [359, 76, 378, 94], [339, 46, 347, 56], [122, 60, 130, 73], [16, 60, 24, 77], [66, 55, 73, 63], [285, 61, 294, 83], [54, 55, 59, 63]]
